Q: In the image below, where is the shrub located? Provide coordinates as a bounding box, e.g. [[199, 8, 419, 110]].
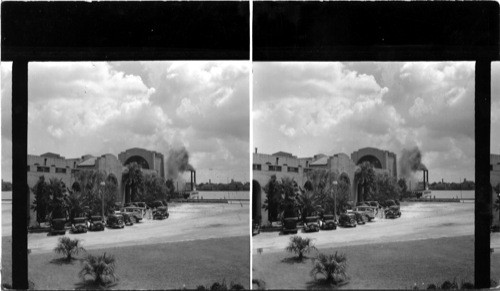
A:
[[195, 280, 245, 290], [53, 236, 85, 261], [310, 251, 348, 285], [79, 252, 117, 287], [285, 236, 317, 261]]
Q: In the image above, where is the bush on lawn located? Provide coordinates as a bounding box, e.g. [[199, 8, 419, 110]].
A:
[[54, 236, 85, 261], [79, 252, 117, 287], [310, 251, 348, 286], [412, 279, 475, 289], [285, 235, 317, 261], [195, 279, 245, 290]]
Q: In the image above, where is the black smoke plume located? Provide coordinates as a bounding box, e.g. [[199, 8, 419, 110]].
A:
[[166, 146, 194, 180], [400, 146, 427, 178]]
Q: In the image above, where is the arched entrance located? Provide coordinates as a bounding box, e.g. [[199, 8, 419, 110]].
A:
[[124, 156, 150, 169], [252, 180, 262, 223], [357, 155, 382, 169]]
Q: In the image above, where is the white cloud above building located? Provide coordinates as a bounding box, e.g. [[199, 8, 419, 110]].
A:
[[1, 61, 250, 184], [253, 62, 476, 183]]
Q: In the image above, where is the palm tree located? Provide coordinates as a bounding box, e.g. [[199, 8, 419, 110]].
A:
[[296, 189, 321, 221], [31, 176, 48, 225], [279, 177, 301, 219], [79, 252, 117, 287], [355, 161, 375, 202], [306, 169, 337, 215], [54, 236, 85, 261], [285, 236, 317, 261], [494, 196, 500, 224], [46, 178, 70, 219], [122, 162, 144, 204], [310, 251, 348, 285]]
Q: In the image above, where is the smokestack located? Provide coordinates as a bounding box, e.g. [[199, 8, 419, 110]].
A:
[[255, 147, 258, 154], [194, 170, 196, 190]]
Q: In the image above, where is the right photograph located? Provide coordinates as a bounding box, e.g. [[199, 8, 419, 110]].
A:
[[251, 62, 483, 289]]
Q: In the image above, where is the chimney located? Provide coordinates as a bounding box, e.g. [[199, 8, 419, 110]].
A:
[[194, 170, 196, 189], [190, 171, 193, 191], [255, 147, 258, 154]]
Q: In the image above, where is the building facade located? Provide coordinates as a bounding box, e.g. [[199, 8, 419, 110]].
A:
[[27, 148, 164, 226], [252, 147, 397, 225]]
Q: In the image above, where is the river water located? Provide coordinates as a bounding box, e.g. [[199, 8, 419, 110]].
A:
[[425, 190, 474, 200]]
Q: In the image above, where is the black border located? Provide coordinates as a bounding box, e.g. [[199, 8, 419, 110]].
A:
[[253, 1, 499, 289], [2, 0, 500, 289], [2, 1, 250, 289]]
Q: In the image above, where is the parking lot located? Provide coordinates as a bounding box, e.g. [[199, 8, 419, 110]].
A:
[[253, 202, 477, 253], [9, 202, 250, 254]]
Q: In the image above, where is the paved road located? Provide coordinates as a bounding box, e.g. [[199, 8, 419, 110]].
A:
[[253, 202, 497, 253], [1, 202, 249, 254]]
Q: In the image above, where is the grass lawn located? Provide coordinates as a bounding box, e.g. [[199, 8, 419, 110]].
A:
[[253, 235, 500, 290], [2, 235, 249, 289]]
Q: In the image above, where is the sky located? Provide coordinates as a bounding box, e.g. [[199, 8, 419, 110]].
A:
[[253, 62, 499, 184], [1, 61, 250, 184]]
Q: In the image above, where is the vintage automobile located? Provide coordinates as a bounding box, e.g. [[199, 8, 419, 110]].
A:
[[320, 214, 337, 230], [88, 216, 105, 231], [303, 216, 320, 232], [352, 211, 368, 225], [106, 214, 125, 228], [385, 205, 402, 218], [338, 213, 357, 227], [252, 219, 260, 236], [368, 201, 380, 208], [122, 206, 144, 222], [50, 218, 67, 235], [71, 217, 88, 233], [354, 206, 376, 222], [153, 206, 169, 220], [282, 217, 299, 234], [120, 212, 135, 226]]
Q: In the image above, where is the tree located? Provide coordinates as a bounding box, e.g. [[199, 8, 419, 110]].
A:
[[73, 170, 116, 216], [285, 236, 317, 261], [332, 180, 351, 214], [79, 252, 117, 287], [355, 162, 376, 201], [31, 176, 49, 224], [310, 252, 348, 285], [165, 179, 175, 196], [397, 178, 408, 198], [262, 175, 281, 221], [494, 196, 500, 225], [122, 162, 144, 203], [45, 178, 70, 219], [54, 236, 85, 261], [373, 173, 401, 202], [296, 189, 321, 221], [142, 174, 167, 204]]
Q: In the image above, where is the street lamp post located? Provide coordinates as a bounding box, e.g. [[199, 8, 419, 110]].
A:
[[100, 181, 106, 218], [333, 180, 338, 219]]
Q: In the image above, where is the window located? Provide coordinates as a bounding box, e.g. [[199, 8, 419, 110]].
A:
[[71, 169, 80, 174], [287, 166, 298, 173], [253, 164, 262, 171], [55, 168, 66, 174], [268, 165, 282, 172], [37, 166, 49, 172]]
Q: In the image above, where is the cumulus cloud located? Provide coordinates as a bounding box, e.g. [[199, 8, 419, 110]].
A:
[[2, 61, 249, 183], [254, 62, 475, 182]]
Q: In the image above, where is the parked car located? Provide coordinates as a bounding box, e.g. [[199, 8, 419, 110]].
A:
[[88, 216, 105, 231], [338, 213, 357, 227], [121, 212, 135, 226], [122, 206, 144, 222], [368, 201, 380, 208], [50, 218, 67, 235], [320, 214, 337, 230], [354, 206, 376, 222], [352, 211, 368, 225], [282, 217, 299, 234], [356, 201, 369, 206], [385, 205, 401, 218], [107, 214, 125, 228], [71, 217, 88, 233], [153, 206, 169, 220], [252, 219, 260, 236], [303, 216, 320, 232]]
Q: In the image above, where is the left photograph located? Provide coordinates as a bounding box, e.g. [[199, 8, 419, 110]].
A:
[[1, 61, 250, 289]]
